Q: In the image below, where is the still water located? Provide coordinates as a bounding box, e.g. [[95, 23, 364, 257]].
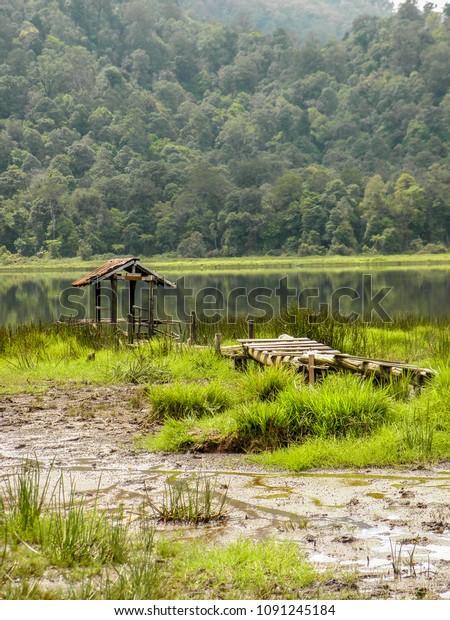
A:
[[1, 266, 449, 326]]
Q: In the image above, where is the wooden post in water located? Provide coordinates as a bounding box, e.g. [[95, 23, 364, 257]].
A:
[[190, 310, 197, 344], [95, 282, 101, 324], [214, 333, 222, 355], [248, 319, 255, 340], [308, 353, 315, 385]]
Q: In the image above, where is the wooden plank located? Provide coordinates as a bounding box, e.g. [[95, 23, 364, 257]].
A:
[[125, 275, 142, 281], [236, 338, 316, 344], [243, 346, 337, 354], [336, 354, 434, 372], [127, 313, 133, 344], [253, 347, 342, 357], [243, 343, 334, 350], [242, 343, 328, 349]]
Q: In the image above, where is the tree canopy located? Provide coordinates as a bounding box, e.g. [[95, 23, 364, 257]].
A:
[[0, 0, 448, 259]]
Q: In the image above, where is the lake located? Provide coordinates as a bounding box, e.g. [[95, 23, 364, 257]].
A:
[[1, 266, 449, 326]]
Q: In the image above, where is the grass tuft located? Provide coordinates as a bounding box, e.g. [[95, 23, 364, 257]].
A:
[[147, 381, 231, 420], [149, 475, 228, 524], [240, 365, 298, 402], [234, 401, 295, 450], [112, 350, 171, 385], [278, 374, 392, 439]]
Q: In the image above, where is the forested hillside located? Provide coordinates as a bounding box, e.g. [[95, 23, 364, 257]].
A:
[[0, 0, 449, 259], [180, 0, 393, 41]]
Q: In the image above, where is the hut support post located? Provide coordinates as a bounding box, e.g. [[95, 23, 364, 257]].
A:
[[128, 280, 136, 341], [148, 280, 155, 337], [110, 276, 118, 326], [95, 282, 101, 324], [127, 314, 133, 344], [129, 279, 136, 320]]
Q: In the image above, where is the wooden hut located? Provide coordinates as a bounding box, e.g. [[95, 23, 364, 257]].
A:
[[71, 257, 176, 338]]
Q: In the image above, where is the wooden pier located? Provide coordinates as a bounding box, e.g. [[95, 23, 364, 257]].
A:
[[221, 334, 435, 387]]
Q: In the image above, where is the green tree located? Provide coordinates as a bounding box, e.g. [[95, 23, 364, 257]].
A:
[[392, 172, 426, 250]]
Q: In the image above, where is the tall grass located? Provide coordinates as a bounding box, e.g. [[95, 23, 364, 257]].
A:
[[239, 365, 298, 402], [277, 375, 392, 438], [0, 322, 117, 358], [232, 375, 391, 450], [146, 373, 394, 454], [400, 403, 436, 459], [1, 463, 130, 568], [233, 402, 294, 450], [147, 381, 231, 420], [2, 461, 53, 539], [44, 482, 129, 567]]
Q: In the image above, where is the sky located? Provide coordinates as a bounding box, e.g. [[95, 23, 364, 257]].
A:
[[393, 0, 447, 9]]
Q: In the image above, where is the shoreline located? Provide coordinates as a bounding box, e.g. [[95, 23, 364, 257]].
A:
[[1, 252, 449, 274]]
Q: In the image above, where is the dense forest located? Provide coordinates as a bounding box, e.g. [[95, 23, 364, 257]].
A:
[[0, 0, 449, 259]]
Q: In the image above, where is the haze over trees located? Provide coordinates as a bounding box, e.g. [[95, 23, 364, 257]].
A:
[[179, 0, 394, 41], [0, 0, 449, 259]]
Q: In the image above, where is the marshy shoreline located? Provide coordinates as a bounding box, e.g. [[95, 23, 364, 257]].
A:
[[0, 309, 449, 600], [1, 384, 450, 600]]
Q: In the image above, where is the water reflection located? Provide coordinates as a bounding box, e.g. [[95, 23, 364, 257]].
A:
[[0, 267, 448, 325]]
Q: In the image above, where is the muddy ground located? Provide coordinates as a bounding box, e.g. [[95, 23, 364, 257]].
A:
[[1, 385, 450, 600]]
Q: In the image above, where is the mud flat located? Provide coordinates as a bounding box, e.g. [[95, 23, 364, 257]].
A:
[[1, 386, 450, 600]]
